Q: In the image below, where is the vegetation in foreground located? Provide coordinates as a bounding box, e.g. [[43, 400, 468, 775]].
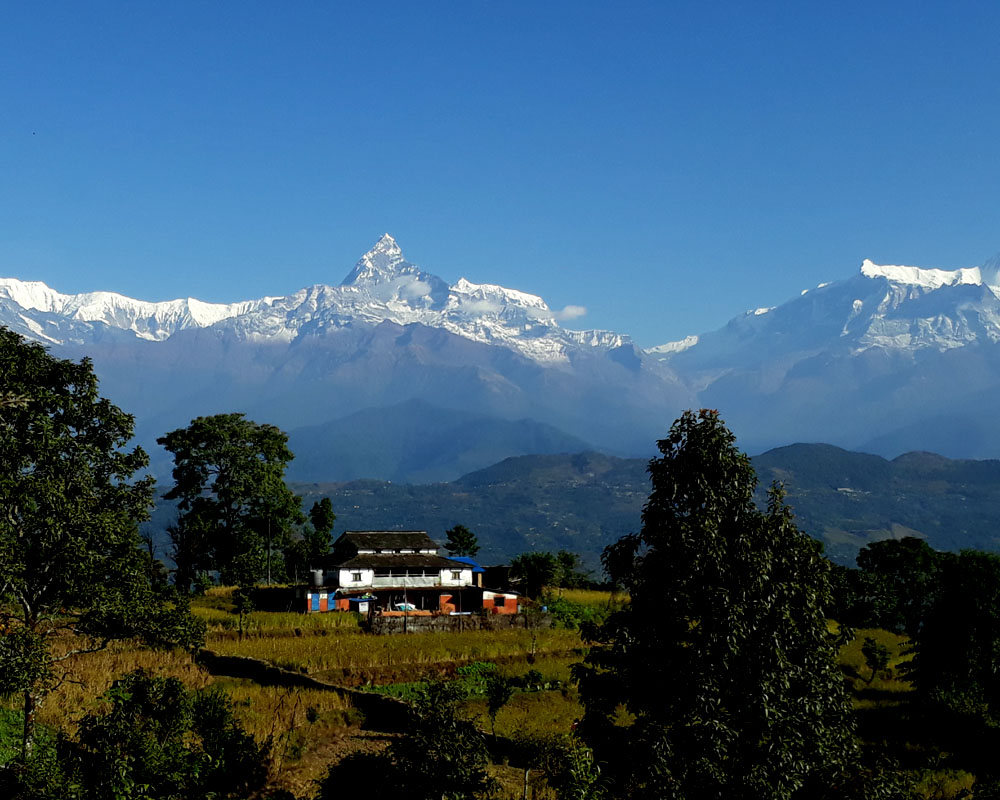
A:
[[5, 328, 1000, 797]]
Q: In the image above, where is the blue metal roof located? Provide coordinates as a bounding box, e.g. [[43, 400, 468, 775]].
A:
[[448, 556, 485, 573]]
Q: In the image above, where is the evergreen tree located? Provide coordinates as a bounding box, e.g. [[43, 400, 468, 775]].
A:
[[445, 524, 480, 557], [574, 410, 887, 799]]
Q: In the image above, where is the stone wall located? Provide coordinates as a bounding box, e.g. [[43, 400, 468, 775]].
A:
[[366, 611, 551, 635]]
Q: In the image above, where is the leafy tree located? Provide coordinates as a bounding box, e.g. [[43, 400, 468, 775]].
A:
[[484, 671, 514, 737], [315, 681, 492, 800], [304, 498, 336, 569], [854, 537, 941, 635], [555, 549, 591, 588], [909, 549, 1000, 715], [511, 551, 560, 599], [284, 498, 336, 582], [574, 410, 885, 799], [0, 329, 203, 757], [529, 734, 606, 800], [861, 637, 892, 683], [0, 670, 270, 799], [445, 523, 480, 557], [158, 414, 303, 631]]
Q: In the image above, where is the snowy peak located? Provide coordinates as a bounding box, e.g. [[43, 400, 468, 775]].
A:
[[340, 233, 412, 286], [0, 277, 259, 341], [0, 234, 635, 367], [859, 258, 985, 291]]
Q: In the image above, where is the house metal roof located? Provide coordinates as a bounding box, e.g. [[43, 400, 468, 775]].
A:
[[447, 556, 486, 573]]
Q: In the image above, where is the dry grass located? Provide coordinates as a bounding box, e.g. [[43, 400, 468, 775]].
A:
[[0, 642, 210, 733], [551, 588, 629, 611], [466, 685, 583, 739], [912, 769, 976, 799], [838, 627, 913, 703], [206, 626, 584, 682], [208, 677, 363, 796]]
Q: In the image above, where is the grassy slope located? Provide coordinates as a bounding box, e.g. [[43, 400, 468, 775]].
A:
[[0, 589, 980, 799]]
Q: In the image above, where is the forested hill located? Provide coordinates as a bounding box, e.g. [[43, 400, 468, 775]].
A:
[[293, 452, 649, 570], [753, 444, 1000, 564], [289, 445, 1000, 568]]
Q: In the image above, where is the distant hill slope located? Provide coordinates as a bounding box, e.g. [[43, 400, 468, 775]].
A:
[[284, 399, 596, 484], [293, 452, 648, 570], [145, 445, 1000, 573], [753, 444, 1000, 564]]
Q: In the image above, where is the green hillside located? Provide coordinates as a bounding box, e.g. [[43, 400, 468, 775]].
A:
[[146, 445, 1000, 571]]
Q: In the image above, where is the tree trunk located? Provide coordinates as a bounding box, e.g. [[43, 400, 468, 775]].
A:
[[22, 689, 37, 759]]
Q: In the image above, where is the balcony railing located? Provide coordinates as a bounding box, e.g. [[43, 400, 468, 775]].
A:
[[371, 576, 441, 588]]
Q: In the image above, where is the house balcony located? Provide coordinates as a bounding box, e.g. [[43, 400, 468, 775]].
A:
[[371, 575, 442, 588]]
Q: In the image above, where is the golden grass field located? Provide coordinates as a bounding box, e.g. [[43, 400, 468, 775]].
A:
[[0, 589, 980, 799]]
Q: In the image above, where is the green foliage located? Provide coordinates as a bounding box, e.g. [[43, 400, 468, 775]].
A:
[[0, 671, 270, 799], [511, 551, 560, 599], [445, 523, 480, 557], [285, 498, 337, 581], [909, 550, 1000, 719], [309, 497, 336, 538], [854, 537, 942, 635], [860, 637, 892, 683], [542, 594, 608, 630], [528, 734, 606, 800], [316, 681, 493, 800], [484, 671, 514, 736], [0, 329, 202, 756], [555, 550, 591, 588], [158, 413, 304, 592], [575, 410, 880, 799]]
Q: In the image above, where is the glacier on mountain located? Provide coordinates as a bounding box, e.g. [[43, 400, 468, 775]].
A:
[[0, 234, 627, 364], [647, 255, 1000, 363]]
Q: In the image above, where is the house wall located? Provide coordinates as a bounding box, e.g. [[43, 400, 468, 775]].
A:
[[338, 568, 375, 589], [439, 567, 473, 588], [483, 590, 519, 615]]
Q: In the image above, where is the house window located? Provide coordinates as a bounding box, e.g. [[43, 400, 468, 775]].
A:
[[451, 570, 462, 580], [351, 572, 362, 582]]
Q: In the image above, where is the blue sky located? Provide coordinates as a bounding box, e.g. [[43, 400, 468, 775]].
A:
[[3, 1, 1000, 346]]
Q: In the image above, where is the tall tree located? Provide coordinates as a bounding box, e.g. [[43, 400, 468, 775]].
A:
[[0, 329, 202, 756], [306, 497, 336, 568], [510, 551, 559, 599], [158, 414, 303, 628], [574, 410, 883, 799], [445, 524, 480, 558]]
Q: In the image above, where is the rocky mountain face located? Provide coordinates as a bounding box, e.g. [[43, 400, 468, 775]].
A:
[[1, 235, 690, 481], [649, 255, 1000, 458], [8, 236, 1000, 480]]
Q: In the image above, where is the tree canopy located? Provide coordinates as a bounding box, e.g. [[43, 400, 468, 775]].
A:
[[445, 524, 480, 558], [0, 329, 202, 756], [0, 671, 269, 800], [158, 413, 303, 591], [575, 409, 879, 799]]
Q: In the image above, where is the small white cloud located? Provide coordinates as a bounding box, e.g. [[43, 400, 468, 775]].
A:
[[461, 299, 503, 315], [554, 305, 587, 322], [399, 280, 432, 300]]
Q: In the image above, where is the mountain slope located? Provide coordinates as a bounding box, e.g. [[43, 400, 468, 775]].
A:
[[1, 235, 689, 474], [285, 399, 593, 484], [649, 255, 1000, 456]]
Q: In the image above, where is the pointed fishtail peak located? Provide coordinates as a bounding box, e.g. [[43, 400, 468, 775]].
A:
[[341, 233, 411, 286]]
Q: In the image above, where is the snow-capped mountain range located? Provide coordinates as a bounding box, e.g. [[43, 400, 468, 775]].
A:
[[0, 234, 625, 364], [6, 234, 1000, 479]]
